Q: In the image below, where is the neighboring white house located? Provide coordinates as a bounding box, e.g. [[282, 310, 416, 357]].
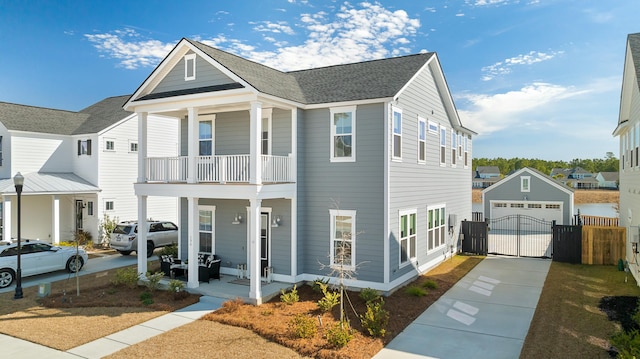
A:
[[614, 32, 640, 285], [595, 171, 619, 189], [0, 95, 178, 244]]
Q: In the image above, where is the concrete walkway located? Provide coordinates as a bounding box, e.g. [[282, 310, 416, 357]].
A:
[[2, 295, 224, 359], [374, 255, 551, 359]]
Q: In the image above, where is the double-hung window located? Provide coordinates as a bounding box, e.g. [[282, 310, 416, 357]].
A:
[[439, 127, 446, 165], [418, 117, 426, 163], [199, 115, 214, 156], [330, 106, 355, 162], [464, 136, 469, 168], [392, 107, 402, 160], [199, 206, 216, 254], [399, 210, 417, 265], [330, 209, 356, 269], [184, 53, 196, 81], [451, 131, 457, 166], [427, 205, 446, 251], [521, 176, 531, 192], [104, 139, 115, 151]]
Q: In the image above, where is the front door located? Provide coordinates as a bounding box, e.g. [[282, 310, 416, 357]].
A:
[[75, 200, 84, 232], [261, 213, 270, 278]]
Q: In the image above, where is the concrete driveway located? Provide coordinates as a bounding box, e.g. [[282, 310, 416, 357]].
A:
[[374, 255, 551, 359]]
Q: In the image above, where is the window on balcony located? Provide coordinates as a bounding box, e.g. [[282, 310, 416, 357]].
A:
[[261, 109, 272, 155], [199, 119, 213, 156], [392, 107, 402, 160], [330, 106, 355, 162]]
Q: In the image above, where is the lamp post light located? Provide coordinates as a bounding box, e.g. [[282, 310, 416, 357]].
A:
[[13, 172, 23, 299]]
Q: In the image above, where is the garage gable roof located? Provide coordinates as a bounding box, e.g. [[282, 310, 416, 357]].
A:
[[482, 167, 574, 196]]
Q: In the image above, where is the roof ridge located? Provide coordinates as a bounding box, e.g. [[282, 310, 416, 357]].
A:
[[287, 52, 433, 74]]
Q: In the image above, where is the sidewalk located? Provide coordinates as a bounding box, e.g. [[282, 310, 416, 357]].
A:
[[374, 255, 551, 359], [2, 295, 224, 359]]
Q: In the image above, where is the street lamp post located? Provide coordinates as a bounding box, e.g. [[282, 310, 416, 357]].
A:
[[13, 172, 23, 299]]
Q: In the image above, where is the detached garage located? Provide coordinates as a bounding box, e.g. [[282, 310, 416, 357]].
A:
[[482, 167, 574, 225]]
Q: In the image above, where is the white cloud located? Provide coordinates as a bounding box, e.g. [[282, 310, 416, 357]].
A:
[[481, 50, 563, 81], [84, 2, 420, 71]]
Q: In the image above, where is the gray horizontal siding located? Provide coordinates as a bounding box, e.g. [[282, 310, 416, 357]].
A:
[[153, 52, 235, 94]]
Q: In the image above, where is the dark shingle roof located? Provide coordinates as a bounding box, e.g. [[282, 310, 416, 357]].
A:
[[186, 38, 435, 105], [0, 102, 89, 135], [75, 95, 133, 134], [629, 33, 640, 91]]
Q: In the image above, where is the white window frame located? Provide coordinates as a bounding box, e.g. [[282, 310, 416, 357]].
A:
[[418, 117, 426, 163], [521, 176, 531, 192], [199, 205, 216, 254], [199, 114, 215, 156], [464, 135, 469, 168], [458, 133, 463, 160], [184, 53, 196, 81], [87, 201, 94, 216], [104, 200, 115, 211], [104, 138, 115, 152], [128, 140, 138, 153], [392, 107, 402, 161], [330, 106, 356, 162], [428, 120, 439, 134], [329, 209, 356, 269], [440, 126, 447, 166], [427, 204, 446, 252], [399, 209, 417, 267], [261, 108, 273, 155], [451, 131, 457, 167]]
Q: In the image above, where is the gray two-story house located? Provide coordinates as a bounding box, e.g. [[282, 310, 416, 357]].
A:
[[124, 38, 475, 304]]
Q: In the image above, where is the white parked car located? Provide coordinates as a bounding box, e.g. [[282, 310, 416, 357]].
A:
[[0, 241, 88, 288], [110, 220, 179, 257]]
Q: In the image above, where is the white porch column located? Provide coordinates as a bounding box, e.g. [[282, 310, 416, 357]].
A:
[[137, 195, 148, 276], [3, 197, 11, 241], [249, 198, 262, 304], [51, 195, 60, 245], [187, 197, 199, 288], [250, 102, 262, 185], [137, 112, 148, 183], [187, 107, 198, 184]]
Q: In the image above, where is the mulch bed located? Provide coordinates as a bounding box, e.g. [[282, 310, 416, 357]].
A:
[[599, 296, 640, 332]]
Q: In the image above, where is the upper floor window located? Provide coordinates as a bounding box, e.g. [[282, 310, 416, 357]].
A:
[[418, 117, 426, 163], [464, 136, 469, 168], [184, 54, 196, 81], [451, 131, 457, 166], [428, 120, 439, 134], [0, 136, 4, 166], [77, 139, 92, 156], [392, 107, 402, 160], [199, 119, 213, 156], [105, 139, 115, 151], [129, 141, 138, 153], [262, 108, 273, 155], [330, 209, 356, 269], [458, 134, 462, 160], [521, 176, 531, 192], [330, 106, 355, 162], [440, 127, 446, 166]]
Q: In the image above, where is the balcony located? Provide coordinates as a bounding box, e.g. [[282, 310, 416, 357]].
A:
[[145, 154, 293, 184]]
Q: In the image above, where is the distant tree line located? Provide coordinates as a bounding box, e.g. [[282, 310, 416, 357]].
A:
[[473, 152, 619, 176]]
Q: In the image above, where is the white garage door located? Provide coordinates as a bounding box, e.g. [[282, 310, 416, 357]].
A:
[[490, 201, 563, 224]]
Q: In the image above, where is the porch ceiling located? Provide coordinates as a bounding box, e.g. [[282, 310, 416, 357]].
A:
[[0, 172, 100, 195]]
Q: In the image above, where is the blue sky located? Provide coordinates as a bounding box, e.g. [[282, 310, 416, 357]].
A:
[[0, 0, 638, 161]]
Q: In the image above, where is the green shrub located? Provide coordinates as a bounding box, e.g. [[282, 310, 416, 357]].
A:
[[326, 321, 353, 348], [112, 267, 139, 289], [422, 279, 438, 289], [140, 291, 154, 305], [359, 288, 380, 303], [280, 285, 299, 305], [405, 285, 427, 297], [99, 214, 118, 246], [144, 271, 164, 292], [289, 314, 317, 339], [317, 286, 340, 312], [158, 243, 178, 258], [168, 279, 185, 293], [611, 307, 640, 358], [360, 299, 389, 337], [311, 277, 330, 293]]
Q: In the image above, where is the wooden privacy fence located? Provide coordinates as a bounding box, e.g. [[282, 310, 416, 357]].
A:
[[581, 226, 626, 265], [580, 215, 619, 227]]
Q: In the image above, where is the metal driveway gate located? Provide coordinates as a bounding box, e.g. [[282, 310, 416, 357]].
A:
[[488, 214, 553, 258]]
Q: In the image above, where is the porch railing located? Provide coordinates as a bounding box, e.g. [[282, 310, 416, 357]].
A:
[[145, 154, 293, 183]]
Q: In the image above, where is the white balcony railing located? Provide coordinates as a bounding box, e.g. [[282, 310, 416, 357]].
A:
[[145, 154, 293, 184]]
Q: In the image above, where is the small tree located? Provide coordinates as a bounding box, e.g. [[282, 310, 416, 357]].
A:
[[99, 214, 118, 247]]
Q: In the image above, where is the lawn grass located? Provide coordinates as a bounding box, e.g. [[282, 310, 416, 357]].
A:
[[521, 262, 640, 359]]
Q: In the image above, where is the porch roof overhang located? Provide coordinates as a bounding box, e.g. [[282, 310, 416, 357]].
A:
[[0, 172, 101, 195]]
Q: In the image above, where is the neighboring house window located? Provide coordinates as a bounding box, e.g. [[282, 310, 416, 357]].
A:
[[105, 200, 114, 211], [330, 209, 356, 269], [521, 176, 531, 192], [129, 141, 138, 153], [330, 106, 355, 162], [418, 117, 426, 163], [77, 139, 92, 155], [184, 53, 196, 81], [464, 136, 469, 168], [199, 206, 216, 254], [428, 120, 438, 134], [440, 127, 446, 165], [199, 119, 213, 156], [528, 204, 542, 209], [105, 139, 115, 151], [392, 107, 402, 160], [427, 205, 446, 252], [87, 201, 94, 216], [399, 210, 417, 265], [511, 203, 524, 208], [494, 203, 507, 208], [451, 131, 457, 166], [546, 204, 560, 209], [0, 136, 3, 166]]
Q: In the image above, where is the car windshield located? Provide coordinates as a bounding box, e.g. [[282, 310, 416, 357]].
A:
[[113, 225, 133, 234]]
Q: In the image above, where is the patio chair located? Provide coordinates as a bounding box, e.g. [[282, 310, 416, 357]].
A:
[[160, 255, 183, 277], [198, 258, 221, 282]]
